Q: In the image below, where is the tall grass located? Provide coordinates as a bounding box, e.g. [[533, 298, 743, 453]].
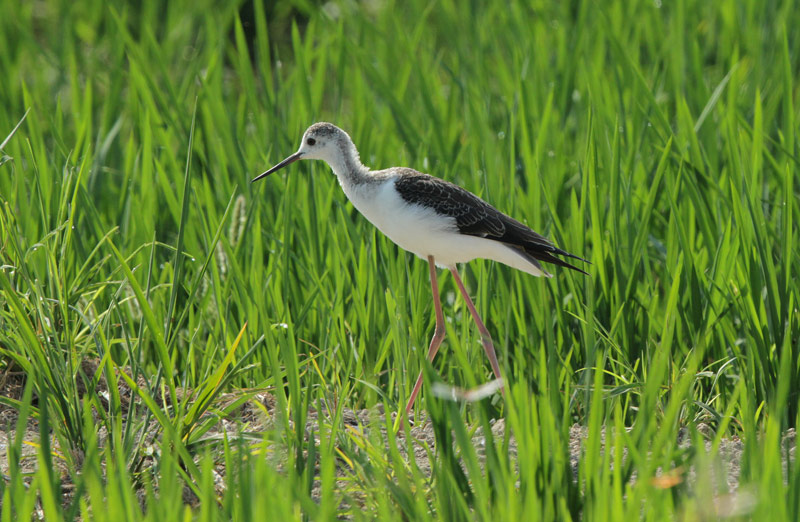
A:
[[0, 0, 798, 519]]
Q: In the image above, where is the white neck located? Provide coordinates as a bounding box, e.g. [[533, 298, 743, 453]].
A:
[[326, 141, 372, 187]]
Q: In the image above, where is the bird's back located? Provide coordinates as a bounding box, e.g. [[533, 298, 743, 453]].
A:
[[391, 170, 588, 275]]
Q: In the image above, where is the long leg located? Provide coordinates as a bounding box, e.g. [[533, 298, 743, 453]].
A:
[[405, 256, 447, 414], [448, 266, 503, 386]]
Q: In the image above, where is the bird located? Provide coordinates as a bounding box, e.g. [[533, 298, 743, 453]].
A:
[[252, 122, 588, 414]]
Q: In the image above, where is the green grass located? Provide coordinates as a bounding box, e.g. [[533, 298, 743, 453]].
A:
[[1, 0, 798, 519]]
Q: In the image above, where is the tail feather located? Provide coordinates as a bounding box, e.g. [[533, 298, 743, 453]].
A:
[[511, 244, 590, 276], [550, 246, 590, 265], [530, 250, 589, 276]]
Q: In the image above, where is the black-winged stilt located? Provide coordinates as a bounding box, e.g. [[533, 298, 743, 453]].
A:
[[252, 122, 588, 414]]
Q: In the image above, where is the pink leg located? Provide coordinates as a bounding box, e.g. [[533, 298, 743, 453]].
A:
[[448, 266, 504, 388], [405, 256, 447, 414]]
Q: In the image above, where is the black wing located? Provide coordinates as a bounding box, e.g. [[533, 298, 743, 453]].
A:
[[393, 170, 589, 274]]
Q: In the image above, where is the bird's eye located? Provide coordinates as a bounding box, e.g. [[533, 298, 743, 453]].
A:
[[306, 138, 316, 146]]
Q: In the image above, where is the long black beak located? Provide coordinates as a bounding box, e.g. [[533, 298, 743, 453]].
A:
[[251, 151, 304, 183]]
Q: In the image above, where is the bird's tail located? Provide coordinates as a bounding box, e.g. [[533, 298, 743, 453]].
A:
[[517, 244, 590, 276]]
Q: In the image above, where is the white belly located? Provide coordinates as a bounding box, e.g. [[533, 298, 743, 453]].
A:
[[343, 179, 547, 277]]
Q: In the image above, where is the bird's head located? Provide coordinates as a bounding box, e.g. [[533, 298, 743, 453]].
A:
[[296, 122, 347, 161], [252, 122, 356, 183]]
